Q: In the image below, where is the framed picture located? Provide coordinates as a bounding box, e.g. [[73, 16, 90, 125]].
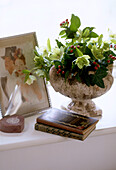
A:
[[0, 32, 50, 117]]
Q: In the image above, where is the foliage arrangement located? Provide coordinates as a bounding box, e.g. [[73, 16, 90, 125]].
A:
[[24, 14, 116, 88]]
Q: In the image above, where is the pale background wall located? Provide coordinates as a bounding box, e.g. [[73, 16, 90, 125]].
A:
[[0, 0, 115, 47]]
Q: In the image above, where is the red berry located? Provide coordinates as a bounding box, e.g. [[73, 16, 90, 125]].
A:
[[77, 45, 80, 48], [111, 56, 115, 59], [66, 19, 68, 22], [107, 60, 110, 63], [60, 23, 62, 26], [62, 71, 65, 74], [57, 71, 59, 74], [97, 64, 100, 68], [94, 66, 98, 70], [58, 65, 61, 68], [71, 45, 74, 48], [70, 49, 73, 53], [58, 69, 61, 72], [74, 46, 76, 49], [110, 44, 113, 48], [114, 44, 116, 49], [68, 22, 69, 24], [109, 54, 112, 58], [62, 21, 65, 23], [93, 62, 96, 65]]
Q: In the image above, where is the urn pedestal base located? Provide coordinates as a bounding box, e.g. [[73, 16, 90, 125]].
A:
[[66, 99, 102, 117]]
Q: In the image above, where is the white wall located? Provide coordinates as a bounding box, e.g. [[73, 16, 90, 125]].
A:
[[1, 133, 116, 170], [0, 0, 115, 47]]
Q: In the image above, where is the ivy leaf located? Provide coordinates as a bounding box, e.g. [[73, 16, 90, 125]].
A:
[[70, 14, 81, 32], [91, 69, 108, 88], [96, 68, 108, 78]]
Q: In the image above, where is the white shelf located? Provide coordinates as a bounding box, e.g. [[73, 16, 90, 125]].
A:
[[0, 79, 116, 151]]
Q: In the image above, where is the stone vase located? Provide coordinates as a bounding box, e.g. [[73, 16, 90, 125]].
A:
[[49, 66, 114, 117]]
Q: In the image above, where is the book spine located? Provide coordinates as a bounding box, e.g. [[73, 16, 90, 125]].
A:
[[35, 123, 83, 141]]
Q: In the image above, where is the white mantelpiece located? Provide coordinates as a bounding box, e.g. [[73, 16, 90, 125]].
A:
[[0, 79, 116, 170]]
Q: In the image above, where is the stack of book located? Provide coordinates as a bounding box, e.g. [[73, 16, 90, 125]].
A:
[[35, 108, 99, 141]]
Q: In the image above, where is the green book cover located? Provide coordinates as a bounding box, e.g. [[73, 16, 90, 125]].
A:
[[35, 122, 96, 141]]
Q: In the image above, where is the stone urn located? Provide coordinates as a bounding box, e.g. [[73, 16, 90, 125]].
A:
[[49, 65, 114, 117]]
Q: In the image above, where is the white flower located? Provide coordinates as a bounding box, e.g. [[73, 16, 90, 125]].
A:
[[26, 75, 37, 85], [49, 46, 64, 60]]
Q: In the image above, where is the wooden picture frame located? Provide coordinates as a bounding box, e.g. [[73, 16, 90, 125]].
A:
[[0, 32, 50, 117]]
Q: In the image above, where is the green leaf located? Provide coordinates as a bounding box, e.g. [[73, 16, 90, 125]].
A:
[[22, 69, 31, 74], [70, 14, 81, 32], [47, 38, 51, 52], [83, 27, 95, 33], [92, 77, 105, 88], [76, 48, 83, 57], [98, 34, 103, 47], [43, 70, 50, 81], [54, 60, 62, 68], [61, 35, 67, 38], [91, 45, 104, 59], [91, 69, 108, 88], [75, 73, 81, 82], [55, 39, 64, 48], [111, 39, 116, 44], [24, 72, 30, 83], [34, 49, 40, 56], [82, 28, 90, 37], [65, 71, 70, 81], [35, 69, 45, 77], [96, 69, 108, 78], [59, 30, 66, 36], [89, 32, 99, 38]]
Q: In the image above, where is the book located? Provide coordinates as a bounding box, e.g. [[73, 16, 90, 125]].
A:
[[36, 108, 98, 135], [35, 122, 96, 141]]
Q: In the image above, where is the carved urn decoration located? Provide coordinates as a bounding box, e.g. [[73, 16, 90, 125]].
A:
[[49, 65, 114, 117]]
